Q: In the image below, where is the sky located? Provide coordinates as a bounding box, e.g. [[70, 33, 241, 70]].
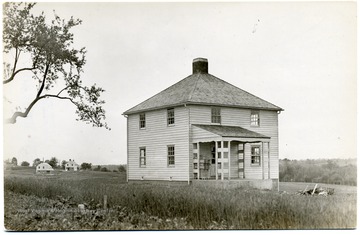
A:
[[2, 1, 357, 165]]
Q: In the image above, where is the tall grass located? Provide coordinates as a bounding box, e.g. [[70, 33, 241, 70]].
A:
[[4, 175, 356, 229]]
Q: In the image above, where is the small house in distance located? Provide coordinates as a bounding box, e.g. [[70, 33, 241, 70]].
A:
[[36, 163, 54, 174], [123, 58, 283, 190], [65, 159, 79, 171]]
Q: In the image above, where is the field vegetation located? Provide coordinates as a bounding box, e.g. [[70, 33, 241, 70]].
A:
[[4, 168, 357, 230], [280, 158, 356, 186]]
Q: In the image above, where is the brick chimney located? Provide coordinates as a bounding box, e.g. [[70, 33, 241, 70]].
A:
[[192, 58, 208, 74]]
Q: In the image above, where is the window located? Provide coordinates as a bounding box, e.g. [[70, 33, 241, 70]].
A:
[[251, 111, 260, 126], [139, 113, 146, 129], [140, 147, 146, 167], [167, 108, 175, 125], [251, 146, 261, 165], [194, 163, 198, 169], [167, 145, 175, 166], [211, 107, 221, 124]]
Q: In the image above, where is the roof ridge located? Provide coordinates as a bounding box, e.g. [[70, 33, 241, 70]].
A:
[[187, 73, 200, 101]]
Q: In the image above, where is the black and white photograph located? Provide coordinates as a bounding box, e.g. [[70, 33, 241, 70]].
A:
[[1, 0, 357, 232]]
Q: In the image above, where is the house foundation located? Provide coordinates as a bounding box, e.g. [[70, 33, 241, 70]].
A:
[[191, 178, 278, 190]]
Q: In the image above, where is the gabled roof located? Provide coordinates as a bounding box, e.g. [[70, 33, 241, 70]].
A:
[[193, 124, 270, 139], [123, 59, 283, 115], [37, 163, 54, 170]]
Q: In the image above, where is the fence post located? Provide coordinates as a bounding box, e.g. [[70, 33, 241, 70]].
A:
[[104, 195, 107, 210]]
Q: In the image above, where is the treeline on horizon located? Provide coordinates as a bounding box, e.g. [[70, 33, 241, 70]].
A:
[[279, 158, 357, 186]]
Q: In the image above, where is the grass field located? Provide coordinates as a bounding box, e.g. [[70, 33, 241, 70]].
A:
[[4, 167, 357, 230]]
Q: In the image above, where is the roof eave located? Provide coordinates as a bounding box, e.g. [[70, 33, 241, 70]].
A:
[[123, 102, 188, 115], [123, 101, 283, 116], [222, 135, 270, 139]]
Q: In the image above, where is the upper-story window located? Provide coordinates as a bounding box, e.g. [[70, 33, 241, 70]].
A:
[[139, 113, 146, 129], [167, 108, 175, 125], [250, 110, 260, 126], [211, 107, 221, 124]]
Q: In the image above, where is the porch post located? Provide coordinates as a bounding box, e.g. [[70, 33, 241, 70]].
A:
[[197, 142, 200, 179], [243, 143, 245, 179], [221, 140, 224, 180], [215, 141, 218, 180], [228, 141, 231, 181], [262, 142, 264, 180], [268, 142, 270, 179]]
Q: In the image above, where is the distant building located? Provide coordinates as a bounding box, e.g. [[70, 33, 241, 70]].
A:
[[123, 58, 283, 190], [36, 163, 54, 174], [65, 159, 79, 171]]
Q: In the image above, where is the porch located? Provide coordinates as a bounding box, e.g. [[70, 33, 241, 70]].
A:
[[191, 124, 274, 188]]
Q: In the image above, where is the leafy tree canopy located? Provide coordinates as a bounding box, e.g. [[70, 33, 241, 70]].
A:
[[21, 161, 30, 166], [61, 160, 67, 169], [33, 158, 42, 167], [48, 157, 58, 168], [3, 2, 109, 129], [80, 162, 92, 170], [11, 157, 18, 166]]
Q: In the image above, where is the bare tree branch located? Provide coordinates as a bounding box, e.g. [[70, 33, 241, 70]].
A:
[[3, 67, 36, 84]]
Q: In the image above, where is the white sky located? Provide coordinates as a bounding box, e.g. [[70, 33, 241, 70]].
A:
[[2, 1, 357, 165]]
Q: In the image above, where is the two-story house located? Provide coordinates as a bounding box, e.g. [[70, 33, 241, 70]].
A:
[[123, 58, 283, 190], [65, 159, 79, 171]]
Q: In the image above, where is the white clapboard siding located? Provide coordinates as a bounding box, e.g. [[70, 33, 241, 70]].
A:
[[128, 106, 190, 181], [189, 105, 279, 179]]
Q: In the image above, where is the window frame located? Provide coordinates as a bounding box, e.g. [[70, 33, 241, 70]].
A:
[[251, 145, 261, 166], [250, 110, 260, 127], [139, 147, 146, 167], [211, 107, 221, 124], [139, 113, 146, 129], [167, 145, 175, 167], [167, 108, 175, 126]]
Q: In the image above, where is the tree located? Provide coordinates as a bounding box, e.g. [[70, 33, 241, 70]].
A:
[[48, 157, 58, 168], [81, 162, 92, 170], [21, 161, 30, 166], [11, 157, 18, 166], [100, 167, 109, 172], [93, 165, 101, 171], [61, 160, 67, 169], [3, 3, 109, 129], [33, 158, 42, 167], [118, 165, 126, 172]]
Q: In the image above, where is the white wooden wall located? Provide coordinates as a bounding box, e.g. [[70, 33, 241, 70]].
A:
[[127, 106, 190, 181]]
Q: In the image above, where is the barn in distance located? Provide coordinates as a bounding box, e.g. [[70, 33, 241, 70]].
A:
[[123, 58, 283, 190]]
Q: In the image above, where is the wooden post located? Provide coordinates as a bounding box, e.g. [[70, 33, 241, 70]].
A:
[[228, 141, 231, 180], [197, 142, 200, 179], [221, 141, 224, 181], [215, 141, 218, 180], [103, 195, 107, 210], [312, 184, 318, 195], [261, 142, 264, 180], [243, 143, 245, 179], [268, 142, 270, 179]]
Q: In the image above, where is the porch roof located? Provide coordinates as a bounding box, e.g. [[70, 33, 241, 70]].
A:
[[193, 124, 270, 139]]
